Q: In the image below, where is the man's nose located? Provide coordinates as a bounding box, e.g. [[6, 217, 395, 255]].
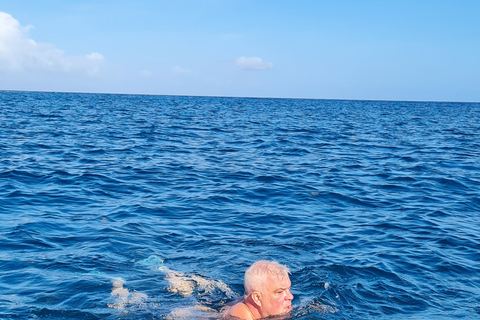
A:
[[286, 289, 293, 300]]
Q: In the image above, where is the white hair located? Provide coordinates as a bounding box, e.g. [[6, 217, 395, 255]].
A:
[[244, 260, 290, 296]]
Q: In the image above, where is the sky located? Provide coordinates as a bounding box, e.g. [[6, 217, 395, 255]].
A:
[[0, 0, 479, 102]]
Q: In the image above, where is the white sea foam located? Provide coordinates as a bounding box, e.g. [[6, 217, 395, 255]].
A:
[[163, 268, 234, 298], [135, 255, 234, 298], [107, 279, 148, 310], [107, 255, 236, 318]]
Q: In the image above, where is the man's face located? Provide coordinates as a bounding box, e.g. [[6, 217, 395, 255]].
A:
[[260, 273, 293, 317]]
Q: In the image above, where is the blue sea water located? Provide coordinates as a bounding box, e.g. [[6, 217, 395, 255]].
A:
[[1, 91, 479, 320]]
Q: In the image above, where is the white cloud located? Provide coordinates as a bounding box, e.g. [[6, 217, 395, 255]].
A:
[[236, 56, 273, 70], [86, 52, 104, 61], [172, 66, 192, 74], [0, 11, 104, 76]]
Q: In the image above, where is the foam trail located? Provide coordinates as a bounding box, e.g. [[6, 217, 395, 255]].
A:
[[108, 255, 237, 318], [107, 280, 147, 310], [135, 255, 236, 298], [82, 269, 147, 311]]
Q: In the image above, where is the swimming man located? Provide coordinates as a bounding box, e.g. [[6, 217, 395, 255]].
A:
[[224, 260, 294, 319]]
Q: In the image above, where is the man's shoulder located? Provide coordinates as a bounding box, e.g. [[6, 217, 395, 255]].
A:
[[227, 302, 253, 320]]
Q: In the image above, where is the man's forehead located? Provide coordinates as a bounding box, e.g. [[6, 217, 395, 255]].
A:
[[266, 273, 291, 287]]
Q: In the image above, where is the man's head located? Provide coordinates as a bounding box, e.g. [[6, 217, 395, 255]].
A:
[[244, 260, 293, 318]]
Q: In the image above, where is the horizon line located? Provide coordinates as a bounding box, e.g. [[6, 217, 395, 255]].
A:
[[1, 89, 479, 104]]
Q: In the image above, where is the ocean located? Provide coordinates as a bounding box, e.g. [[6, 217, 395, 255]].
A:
[[0, 91, 479, 319]]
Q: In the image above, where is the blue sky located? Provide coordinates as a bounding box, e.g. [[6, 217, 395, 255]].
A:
[[1, 0, 479, 102]]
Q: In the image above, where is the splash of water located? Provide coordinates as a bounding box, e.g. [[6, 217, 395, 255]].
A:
[[134, 255, 167, 272], [105, 255, 237, 318], [107, 279, 148, 310]]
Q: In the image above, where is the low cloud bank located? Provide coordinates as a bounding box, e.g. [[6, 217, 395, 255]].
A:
[[172, 66, 192, 74], [0, 11, 104, 76], [236, 56, 273, 70]]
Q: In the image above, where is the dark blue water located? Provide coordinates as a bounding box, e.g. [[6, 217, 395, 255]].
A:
[[1, 91, 479, 320]]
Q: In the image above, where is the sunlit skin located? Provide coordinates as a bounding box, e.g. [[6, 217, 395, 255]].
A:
[[228, 273, 293, 320]]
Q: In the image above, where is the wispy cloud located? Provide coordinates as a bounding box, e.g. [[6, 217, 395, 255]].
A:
[[172, 66, 192, 74], [0, 11, 104, 76], [236, 56, 273, 70]]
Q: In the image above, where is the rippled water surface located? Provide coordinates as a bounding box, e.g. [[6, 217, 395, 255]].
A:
[[1, 91, 480, 319]]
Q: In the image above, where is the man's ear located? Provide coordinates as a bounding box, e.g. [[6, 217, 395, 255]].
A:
[[251, 291, 262, 306]]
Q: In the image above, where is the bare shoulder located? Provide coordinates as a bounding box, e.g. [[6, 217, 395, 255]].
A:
[[227, 302, 253, 320]]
